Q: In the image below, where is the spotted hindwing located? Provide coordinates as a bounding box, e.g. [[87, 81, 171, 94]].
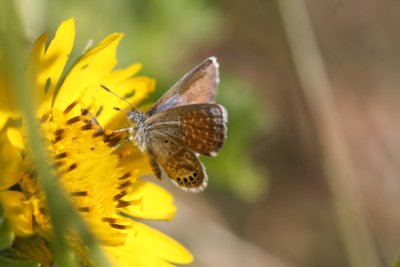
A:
[[146, 134, 208, 192]]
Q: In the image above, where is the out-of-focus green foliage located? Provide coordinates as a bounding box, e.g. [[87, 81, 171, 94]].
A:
[[45, 0, 223, 78], [392, 256, 400, 267], [0, 256, 39, 267]]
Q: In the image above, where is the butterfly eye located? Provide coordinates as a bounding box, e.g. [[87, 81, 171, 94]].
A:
[[127, 111, 141, 124]]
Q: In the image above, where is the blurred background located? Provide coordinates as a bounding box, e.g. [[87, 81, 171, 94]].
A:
[[15, 0, 400, 266]]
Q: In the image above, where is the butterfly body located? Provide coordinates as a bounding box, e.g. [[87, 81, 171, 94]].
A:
[[108, 57, 227, 192]]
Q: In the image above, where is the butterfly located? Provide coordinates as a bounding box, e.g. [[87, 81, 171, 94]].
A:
[[102, 57, 227, 192]]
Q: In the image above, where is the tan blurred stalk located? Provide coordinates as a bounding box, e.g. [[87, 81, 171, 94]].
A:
[[278, 1, 381, 267]]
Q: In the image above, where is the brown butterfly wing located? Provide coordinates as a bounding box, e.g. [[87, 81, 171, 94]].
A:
[[147, 57, 219, 116], [144, 103, 227, 157], [146, 133, 208, 192]]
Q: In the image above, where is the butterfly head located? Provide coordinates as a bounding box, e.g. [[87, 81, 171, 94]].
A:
[[127, 108, 146, 126]]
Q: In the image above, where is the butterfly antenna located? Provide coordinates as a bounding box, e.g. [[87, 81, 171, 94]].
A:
[[100, 84, 139, 112]]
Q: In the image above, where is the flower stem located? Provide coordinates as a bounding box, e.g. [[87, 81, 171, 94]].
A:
[[0, 2, 110, 267]]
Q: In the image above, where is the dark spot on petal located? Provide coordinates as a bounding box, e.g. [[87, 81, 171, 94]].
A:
[[64, 101, 78, 114], [40, 112, 50, 123], [110, 223, 128, 230], [96, 106, 103, 117], [92, 131, 104, 138], [102, 217, 117, 223], [70, 191, 88, 197], [116, 200, 131, 208], [118, 181, 132, 189], [55, 152, 68, 159], [81, 109, 89, 116], [68, 163, 78, 172], [55, 129, 65, 136], [53, 135, 63, 144], [81, 124, 93, 131], [44, 78, 51, 93], [113, 190, 127, 201], [123, 90, 136, 99], [78, 207, 90, 212], [66, 116, 81, 125], [118, 172, 131, 180]]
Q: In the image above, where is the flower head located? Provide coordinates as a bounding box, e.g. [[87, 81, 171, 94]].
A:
[[0, 18, 193, 266]]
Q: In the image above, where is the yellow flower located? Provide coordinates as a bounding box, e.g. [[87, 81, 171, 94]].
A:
[[0, 18, 193, 266]]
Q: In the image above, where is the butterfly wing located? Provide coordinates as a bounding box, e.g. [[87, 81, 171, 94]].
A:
[[144, 103, 227, 157], [147, 57, 219, 116], [146, 134, 208, 192]]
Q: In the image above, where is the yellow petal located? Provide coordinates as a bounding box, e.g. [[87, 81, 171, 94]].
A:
[[53, 32, 155, 126], [103, 222, 193, 266], [122, 180, 176, 221], [104, 245, 176, 267], [33, 18, 75, 109], [104, 63, 143, 84], [125, 222, 193, 265], [53, 33, 123, 113], [0, 114, 8, 130], [113, 143, 153, 177], [0, 128, 22, 190], [0, 191, 33, 236], [7, 127, 24, 150], [99, 75, 155, 126], [27, 32, 48, 102]]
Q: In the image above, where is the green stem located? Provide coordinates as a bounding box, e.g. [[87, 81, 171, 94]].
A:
[[1, 2, 110, 266]]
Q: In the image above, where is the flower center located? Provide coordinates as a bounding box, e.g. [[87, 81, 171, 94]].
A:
[[21, 100, 141, 246]]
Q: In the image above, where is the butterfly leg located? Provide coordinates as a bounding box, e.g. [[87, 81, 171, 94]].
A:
[[81, 108, 104, 132], [110, 128, 134, 149], [113, 128, 133, 134]]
